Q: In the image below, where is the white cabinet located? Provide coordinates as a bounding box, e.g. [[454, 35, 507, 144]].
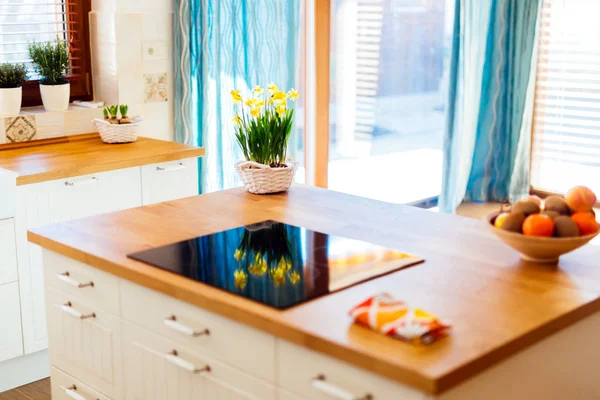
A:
[[122, 322, 276, 400], [16, 167, 142, 354], [0, 219, 18, 285], [141, 158, 199, 205], [0, 282, 23, 362], [51, 367, 113, 400], [45, 286, 123, 399]]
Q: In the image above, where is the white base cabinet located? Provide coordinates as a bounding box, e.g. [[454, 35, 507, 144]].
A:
[[0, 157, 199, 392]]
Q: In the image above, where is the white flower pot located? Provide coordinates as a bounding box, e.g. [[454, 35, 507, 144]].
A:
[[40, 82, 70, 112], [0, 87, 22, 116]]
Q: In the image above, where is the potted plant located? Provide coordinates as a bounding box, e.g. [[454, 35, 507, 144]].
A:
[[93, 104, 141, 143], [232, 83, 300, 194], [0, 63, 27, 116], [28, 38, 70, 112]]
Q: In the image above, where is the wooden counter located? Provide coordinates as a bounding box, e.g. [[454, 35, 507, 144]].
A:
[[27, 186, 600, 394], [0, 134, 205, 185]]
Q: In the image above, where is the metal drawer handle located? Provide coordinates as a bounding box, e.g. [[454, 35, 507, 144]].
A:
[[165, 350, 210, 374], [156, 162, 186, 172], [164, 315, 210, 337], [57, 272, 94, 288], [62, 385, 99, 400], [60, 302, 96, 320], [65, 177, 99, 186], [312, 375, 373, 400]]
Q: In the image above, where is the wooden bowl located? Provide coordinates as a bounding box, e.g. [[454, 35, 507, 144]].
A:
[[486, 212, 599, 263]]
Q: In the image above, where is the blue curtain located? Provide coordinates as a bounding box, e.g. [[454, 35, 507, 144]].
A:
[[440, 0, 541, 213], [174, 0, 301, 193]]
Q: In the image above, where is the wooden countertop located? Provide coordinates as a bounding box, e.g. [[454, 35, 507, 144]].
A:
[[28, 186, 600, 394], [0, 134, 205, 185]]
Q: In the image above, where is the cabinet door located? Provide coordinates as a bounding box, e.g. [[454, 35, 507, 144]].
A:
[[0, 282, 23, 362], [16, 167, 142, 354], [0, 218, 18, 285], [141, 158, 199, 205], [45, 285, 123, 399], [51, 367, 113, 400], [122, 322, 276, 400]]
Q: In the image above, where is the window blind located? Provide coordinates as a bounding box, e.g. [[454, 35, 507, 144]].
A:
[[531, 0, 600, 196], [0, 0, 91, 100]]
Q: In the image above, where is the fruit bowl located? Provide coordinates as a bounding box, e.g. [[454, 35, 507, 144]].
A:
[[486, 212, 599, 263]]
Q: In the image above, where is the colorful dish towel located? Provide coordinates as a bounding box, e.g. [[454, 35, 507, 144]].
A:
[[349, 293, 451, 345]]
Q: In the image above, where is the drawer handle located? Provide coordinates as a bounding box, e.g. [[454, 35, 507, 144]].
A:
[[156, 162, 186, 172], [60, 302, 96, 320], [312, 375, 373, 400], [62, 385, 99, 400], [164, 315, 210, 337], [165, 350, 210, 374], [57, 272, 94, 288], [65, 177, 99, 186]]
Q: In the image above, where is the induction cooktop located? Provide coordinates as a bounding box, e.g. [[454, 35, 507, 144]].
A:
[[127, 220, 423, 310]]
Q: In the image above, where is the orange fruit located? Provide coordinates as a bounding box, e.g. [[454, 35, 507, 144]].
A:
[[494, 212, 509, 228], [522, 214, 555, 237], [565, 186, 597, 212], [570, 212, 599, 236]]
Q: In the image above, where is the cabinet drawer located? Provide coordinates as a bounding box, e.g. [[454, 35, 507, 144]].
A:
[[277, 340, 425, 400], [0, 218, 18, 285], [122, 321, 276, 400], [0, 169, 16, 219], [51, 367, 113, 400], [141, 157, 198, 205], [44, 251, 120, 315], [120, 280, 276, 382], [22, 167, 142, 229], [0, 282, 23, 362], [45, 286, 123, 399]]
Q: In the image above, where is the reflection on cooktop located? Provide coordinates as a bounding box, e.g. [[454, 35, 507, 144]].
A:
[[127, 220, 424, 309]]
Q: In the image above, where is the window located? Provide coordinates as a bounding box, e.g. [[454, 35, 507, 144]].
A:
[[0, 0, 93, 107], [531, 0, 600, 197]]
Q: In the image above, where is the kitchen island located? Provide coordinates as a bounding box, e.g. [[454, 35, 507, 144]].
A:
[[28, 186, 600, 399]]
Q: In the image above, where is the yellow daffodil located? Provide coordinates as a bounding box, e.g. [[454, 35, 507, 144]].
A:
[[252, 85, 264, 95], [270, 267, 286, 287], [234, 248, 245, 260], [248, 254, 267, 276], [255, 100, 266, 108], [230, 89, 242, 103], [287, 88, 299, 101], [232, 115, 242, 126], [267, 82, 279, 92], [276, 103, 287, 116], [277, 257, 291, 272], [272, 90, 287, 102], [250, 107, 260, 118], [245, 98, 257, 107], [233, 269, 248, 290], [289, 270, 300, 285]]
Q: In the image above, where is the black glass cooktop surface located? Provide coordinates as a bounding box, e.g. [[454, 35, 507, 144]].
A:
[[128, 220, 423, 310]]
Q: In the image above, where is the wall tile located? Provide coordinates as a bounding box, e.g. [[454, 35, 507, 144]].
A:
[[64, 108, 104, 135], [132, 102, 173, 141], [116, 44, 143, 76], [142, 13, 172, 42], [4, 116, 37, 143], [115, 13, 143, 47], [94, 75, 119, 105], [117, 0, 173, 13], [92, 43, 118, 76], [36, 111, 65, 139], [89, 12, 116, 45], [143, 73, 168, 103], [92, 0, 116, 12], [118, 74, 145, 104]]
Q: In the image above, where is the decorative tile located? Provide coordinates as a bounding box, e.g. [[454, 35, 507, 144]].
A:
[[143, 72, 168, 103], [4, 116, 37, 143]]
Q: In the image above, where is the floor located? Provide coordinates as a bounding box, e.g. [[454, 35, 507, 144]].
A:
[[0, 379, 50, 400]]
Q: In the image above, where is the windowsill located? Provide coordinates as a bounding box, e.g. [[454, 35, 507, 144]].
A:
[[18, 104, 103, 115]]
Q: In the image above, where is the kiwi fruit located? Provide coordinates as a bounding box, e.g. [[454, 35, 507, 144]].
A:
[[500, 211, 526, 233], [544, 196, 570, 215], [554, 216, 580, 237], [512, 200, 540, 216], [541, 210, 560, 220]]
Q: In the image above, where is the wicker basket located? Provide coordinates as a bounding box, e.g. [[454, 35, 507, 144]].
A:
[[92, 118, 141, 144], [236, 161, 297, 194]]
